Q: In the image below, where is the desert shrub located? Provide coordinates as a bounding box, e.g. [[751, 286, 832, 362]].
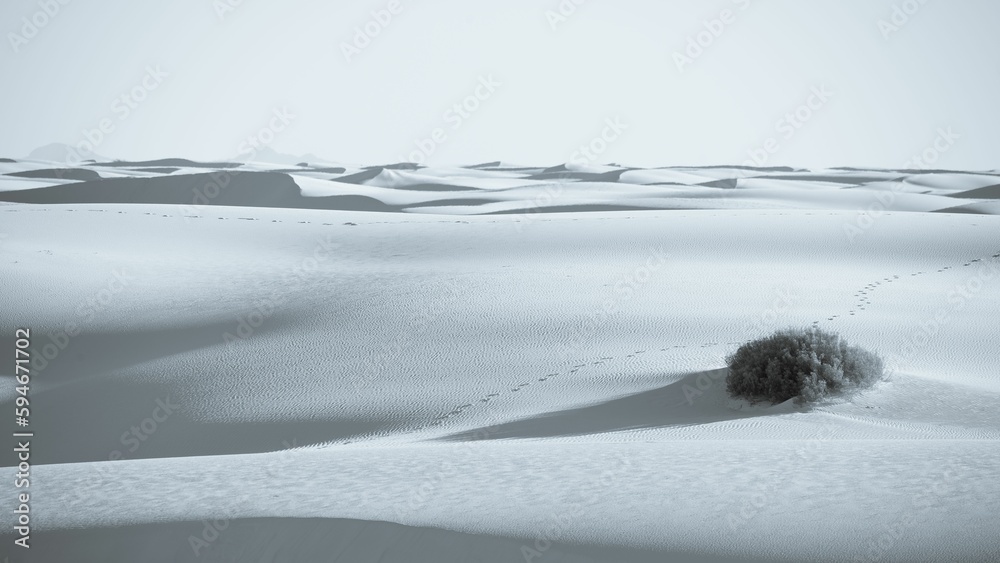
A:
[[725, 327, 883, 404]]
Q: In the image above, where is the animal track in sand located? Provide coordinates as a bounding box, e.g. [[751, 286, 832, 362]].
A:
[[416, 340, 749, 443], [7, 206, 998, 446], [824, 252, 1000, 324]]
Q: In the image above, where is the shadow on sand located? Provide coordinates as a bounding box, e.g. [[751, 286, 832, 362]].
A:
[[441, 368, 793, 441], [0, 319, 397, 464], [8, 517, 769, 563]]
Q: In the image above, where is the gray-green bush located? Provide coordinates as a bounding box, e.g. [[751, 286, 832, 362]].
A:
[[726, 327, 884, 404]]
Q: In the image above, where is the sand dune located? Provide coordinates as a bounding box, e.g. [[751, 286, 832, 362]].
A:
[[5, 168, 102, 182], [950, 183, 1000, 199], [3, 160, 999, 216], [94, 158, 242, 169], [0, 171, 400, 212], [440, 368, 796, 441], [1, 161, 998, 562]]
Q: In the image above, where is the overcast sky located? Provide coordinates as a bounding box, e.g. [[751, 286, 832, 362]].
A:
[[1, 0, 997, 168]]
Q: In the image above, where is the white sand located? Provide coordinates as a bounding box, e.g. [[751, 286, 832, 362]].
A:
[[1, 161, 998, 562]]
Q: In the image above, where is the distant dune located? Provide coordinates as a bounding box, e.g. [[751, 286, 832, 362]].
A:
[[6, 168, 102, 182], [951, 183, 1000, 199], [2, 159, 999, 215], [0, 171, 397, 212], [95, 158, 243, 169]]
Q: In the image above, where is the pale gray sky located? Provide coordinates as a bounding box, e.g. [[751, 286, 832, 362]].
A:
[[1, 0, 997, 168]]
